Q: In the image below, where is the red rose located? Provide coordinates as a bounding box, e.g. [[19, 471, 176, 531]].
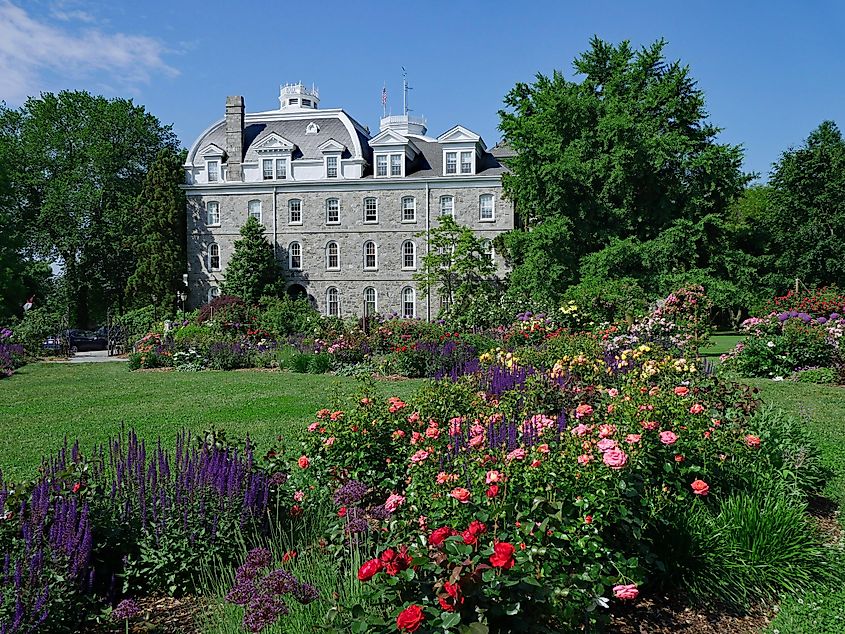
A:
[[461, 529, 478, 545], [338, 507, 347, 517], [438, 596, 455, 612], [72, 483, 81, 494], [428, 526, 455, 547], [489, 541, 516, 569], [396, 604, 425, 633], [380, 548, 396, 564], [486, 484, 499, 498], [690, 479, 710, 496], [357, 558, 383, 581], [467, 520, 487, 536], [438, 581, 463, 612], [298, 455, 310, 469]]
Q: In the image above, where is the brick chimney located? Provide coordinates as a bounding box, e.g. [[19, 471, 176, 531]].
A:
[[225, 96, 244, 181]]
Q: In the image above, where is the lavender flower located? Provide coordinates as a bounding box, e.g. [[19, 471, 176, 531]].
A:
[[332, 480, 368, 506], [112, 598, 140, 621]]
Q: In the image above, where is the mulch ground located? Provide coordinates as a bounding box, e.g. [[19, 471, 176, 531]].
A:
[[609, 596, 772, 633]]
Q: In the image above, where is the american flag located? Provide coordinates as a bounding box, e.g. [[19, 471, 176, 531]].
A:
[[381, 84, 387, 106]]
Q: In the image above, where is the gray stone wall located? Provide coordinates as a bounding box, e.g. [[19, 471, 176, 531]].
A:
[[186, 180, 513, 318]]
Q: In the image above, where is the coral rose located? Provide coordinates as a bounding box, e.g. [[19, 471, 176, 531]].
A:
[[489, 541, 516, 569], [625, 434, 641, 444], [745, 434, 761, 448], [613, 584, 639, 600], [674, 386, 690, 396], [297, 455, 310, 469], [396, 604, 425, 633], [691, 479, 710, 496], [450, 487, 471, 503], [357, 558, 383, 581], [689, 403, 705, 414], [602, 449, 628, 470], [384, 493, 406, 513]]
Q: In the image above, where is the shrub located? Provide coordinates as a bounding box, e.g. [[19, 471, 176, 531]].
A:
[[0, 328, 25, 378], [306, 353, 331, 374], [257, 295, 320, 339], [9, 307, 63, 357], [795, 367, 836, 384], [119, 305, 158, 347], [198, 295, 250, 326]]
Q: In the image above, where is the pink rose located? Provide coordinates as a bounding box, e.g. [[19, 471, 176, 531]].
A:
[[596, 438, 618, 452], [625, 434, 641, 444], [613, 584, 639, 600], [469, 434, 485, 448], [506, 448, 526, 462], [536, 443, 550, 454], [485, 470, 504, 484], [577, 453, 593, 465], [598, 424, 616, 438], [385, 493, 406, 513], [450, 487, 471, 503], [307, 422, 320, 432], [410, 450, 430, 464], [674, 386, 689, 396], [575, 404, 594, 418], [607, 388, 619, 397], [298, 455, 310, 469], [659, 431, 678, 445], [689, 403, 705, 415], [745, 435, 761, 448], [323, 437, 336, 448], [293, 490, 304, 502], [640, 420, 658, 431], [571, 424, 589, 437], [602, 449, 628, 470], [690, 479, 710, 496]]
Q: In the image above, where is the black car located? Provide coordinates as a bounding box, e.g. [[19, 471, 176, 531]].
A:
[[66, 329, 107, 352]]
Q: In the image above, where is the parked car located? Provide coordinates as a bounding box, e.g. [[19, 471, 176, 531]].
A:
[[67, 329, 107, 352], [42, 334, 65, 353]]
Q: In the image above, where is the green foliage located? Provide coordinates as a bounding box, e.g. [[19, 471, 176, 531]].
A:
[[765, 584, 845, 634], [125, 148, 187, 313], [499, 37, 750, 307], [10, 307, 63, 357], [257, 295, 320, 339], [795, 367, 836, 384], [560, 277, 647, 324], [119, 305, 159, 347], [221, 217, 283, 304]]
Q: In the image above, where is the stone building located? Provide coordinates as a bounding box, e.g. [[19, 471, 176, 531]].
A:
[[183, 83, 513, 318]]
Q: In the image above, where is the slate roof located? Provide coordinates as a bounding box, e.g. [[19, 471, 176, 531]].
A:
[[365, 137, 507, 178]]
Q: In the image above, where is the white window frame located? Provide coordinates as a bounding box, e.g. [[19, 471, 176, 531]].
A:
[[445, 152, 457, 175], [275, 158, 287, 180], [390, 153, 402, 176], [206, 201, 220, 226], [208, 286, 219, 303], [479, 194, 495, 222], [402, 240, 416, 270], [363, 241, 378, 270], [326, 198, 340, 225], [460, 151, 473, 174], [288, 199, 302, 225], [288, 241, 302, 270], [363, 197, 378, 224], [206, 160, 219, 182], [439, 195, 454, 218], [401, 196, 416, 223], [401, 287, 416, 319], [326, 241, 340, 270], [375, 154, 388, 177], [326, 155, 338, 179], [262, 159, 274, 180], [481, 239, 495, 263], [248, 199, 262, 223], [363, 287, 377, 316], [326, 287, 340, 317], [208, 243, 221, 271]]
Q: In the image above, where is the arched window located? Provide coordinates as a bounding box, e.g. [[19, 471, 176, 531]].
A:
[[363, 197, 378, 223], [481, 239, 494, 263], [208, 286, 220, 303], [401, 287, 416, 319], [363, 241, 378, 270], [208, 243, 220, 271], [326, 198, 340, 224], [326, 287, 340, 317], [288, 199, 302, 224], [288, 241, 302, 270], [402, 240, 416, 270], [363, 287, 377, 317], [248, 199, 262, 223], [439, 195, 454, 218], [401, 196, 416, 222], [326, 241, 340, 270], [479, 194, 494, 221], [206, 201, 220, 225]]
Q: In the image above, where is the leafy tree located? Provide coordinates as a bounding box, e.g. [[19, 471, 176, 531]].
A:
[[7, 91, 178, 326], [498, 37, 750, 306], [126, 148, 188, 314], [221, 217, 283, 304], [414, 216, 499, 325], [766, 121, 845, 290]]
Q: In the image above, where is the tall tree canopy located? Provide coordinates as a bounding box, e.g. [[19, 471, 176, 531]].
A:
[[498, 37, 750, 307], [125, 148, 188, 313], [766, 121, 845, 290], [3, 91, 179, 326], [221, 217, 283, 304]]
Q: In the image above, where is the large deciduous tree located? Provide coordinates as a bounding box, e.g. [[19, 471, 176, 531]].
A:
[[766, 121, 845, 290], [10, 91, 178, 326], [125, 148, 188, 313], [498, 37, 750, 307], [220, 217, 283, 304]]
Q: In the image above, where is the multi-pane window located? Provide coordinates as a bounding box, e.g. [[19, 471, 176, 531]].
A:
[[445, 152, 457, 174], [364, 197, 378, 223], [481, 239, 494, 263], [440, 196, 454, 217], [441, 293, 451, 313], [326, 241, 340, 270], [363, 241, 377, 270], [208, 286, 220, 302], [326, 287, 340, 317], [479, 194, 494, 221], [376, 155, 388, 177], [288, 242, 302, 270], [402, 240, 416, 270], [364, 287, 377, 317], [401, 197, 416, 222], [390, 154, 402, 176], [402, 287, 416, 318], [460, 151, 472, 174], [326, 156, 338, 178], [276, 158, 287, 179], [208, 243, 220, 271], [288, 199, 302, 224], [326, 198, 340, 224], [248, 200, 262, 223], [206, 201, 220, 225], [262, 159, 274, 180], [207, 160, 219, 182]]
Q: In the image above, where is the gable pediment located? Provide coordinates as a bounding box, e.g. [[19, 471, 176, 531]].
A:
[[369, 128, 410, 147], [318, 138, 346, 153], [437, 125, 481, 145], [253, 132, 296, 153], [199, 143, 226, 157]]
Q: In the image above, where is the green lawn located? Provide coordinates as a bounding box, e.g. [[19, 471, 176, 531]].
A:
[[701, 333, 745, 356], [0, 363, 422, 481]]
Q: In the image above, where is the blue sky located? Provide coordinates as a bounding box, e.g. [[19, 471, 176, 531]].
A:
[[1, 0, 843, 180]]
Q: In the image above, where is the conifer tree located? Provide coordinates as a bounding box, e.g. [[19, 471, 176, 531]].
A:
[[221, 216, 283, 304]]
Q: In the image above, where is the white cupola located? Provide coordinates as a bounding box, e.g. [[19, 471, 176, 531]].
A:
[[279, 82, 320, 109]]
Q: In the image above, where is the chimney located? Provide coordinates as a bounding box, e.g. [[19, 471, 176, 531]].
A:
[[225, 96, 244, 181]]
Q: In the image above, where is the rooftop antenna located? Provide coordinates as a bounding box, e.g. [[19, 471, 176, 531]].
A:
[[381, 82, 387, 118], [402, 66, 413, 115]]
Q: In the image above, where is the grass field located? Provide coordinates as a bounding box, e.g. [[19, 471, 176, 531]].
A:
[[0, 362, 421, 480], [701, 333, 745, 356]]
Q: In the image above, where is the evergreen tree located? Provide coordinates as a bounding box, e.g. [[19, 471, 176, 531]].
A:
[[221, 217, 283, 304], [125, 148, 187, 313]]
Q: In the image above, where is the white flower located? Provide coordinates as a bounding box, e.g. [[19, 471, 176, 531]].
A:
[[773, 376, 784, 382], [767, 341, 775, 348]]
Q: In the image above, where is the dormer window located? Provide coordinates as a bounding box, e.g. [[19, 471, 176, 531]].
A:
[[460, 151, 473, 174], [262, 158, 287, 180], [326, 156, 338, 178], [302, 99, 312, 107], [376, 155, 387, 177], [289, 98, 298, 105], [207, 160, 219, 182], [374, 153, 403, 178], [390, 154, 402, 176], [445, 152, 457, 175]]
